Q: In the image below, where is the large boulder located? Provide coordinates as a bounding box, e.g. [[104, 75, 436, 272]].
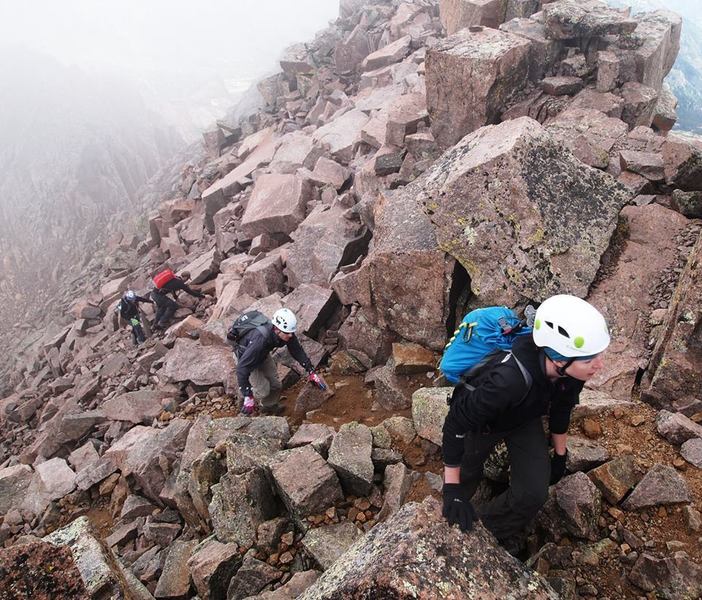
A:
[[586, 204, 688, 401], [209, 467, 279, 547], [269, 446, 344, 520], [426, 26, 531, 149], [439, 0, 509, 34], [103, 420, 191, 502], [239, 174, 312, 240], [629, 552, 702, 600], [102, 389, 170, 425], [298, 497, 558, 599], [44, 516, 153, 599], [327, 422, 374, 496], [542, 0, 637, 40], [642, 233, 702, 415], [285, 205, 370, 288], [416, 117, 632, 306], [312, 109, 370, 164], [162, 338, 237, 389], [363, 188, 454, 352], [499, 17, 563, 82], [412, 387, 452, 446]]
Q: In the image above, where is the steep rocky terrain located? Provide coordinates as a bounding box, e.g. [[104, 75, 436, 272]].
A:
[[1, 0, 701, 598]]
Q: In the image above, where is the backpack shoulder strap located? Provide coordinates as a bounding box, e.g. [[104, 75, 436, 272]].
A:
[[509, 352, 533, 402]]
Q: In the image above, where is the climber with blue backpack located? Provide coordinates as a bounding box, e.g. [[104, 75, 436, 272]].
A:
[[440, 295, 610, 549], [228, 308, 327, 416]]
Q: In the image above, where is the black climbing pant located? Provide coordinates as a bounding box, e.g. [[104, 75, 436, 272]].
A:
[[151, 289, 178, 328], [460, 417, 550, 543]]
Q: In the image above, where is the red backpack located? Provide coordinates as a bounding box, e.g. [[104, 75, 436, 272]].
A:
[[153, 268, 176, 289]]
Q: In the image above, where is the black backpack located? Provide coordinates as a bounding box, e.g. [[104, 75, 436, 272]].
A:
[[227, 310, 270, 344]]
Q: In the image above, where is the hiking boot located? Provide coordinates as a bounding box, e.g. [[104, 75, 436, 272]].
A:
[[260, 405, 284, 416]]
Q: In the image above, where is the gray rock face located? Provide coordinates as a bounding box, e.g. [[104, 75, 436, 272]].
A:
[[417, 117, 631, 305], [680, 438, 702, 469], [225, 433, 283, 475], [210, 468, 279, 546], [302, 522, 364, 570], [622, 464, 691, 511], [426, 26, 530, 149], [628, 552, 702, 600], [269, 446, 343, 519], [411, 386, 451, 446], [298, 497, 558, 599], [287, 424, 335, 454], [542, 0, 637, 40], [327, 422, 374, 496], [655, 410, 702, 445]]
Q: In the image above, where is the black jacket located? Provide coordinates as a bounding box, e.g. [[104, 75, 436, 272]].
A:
[[442, 336, 583, 467], [235, 323, 313, 397], [117, 296, 152, 320], [159, 277, 204, 299]]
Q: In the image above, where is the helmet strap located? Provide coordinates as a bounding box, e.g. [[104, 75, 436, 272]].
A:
[[555, 358, 576, 377]]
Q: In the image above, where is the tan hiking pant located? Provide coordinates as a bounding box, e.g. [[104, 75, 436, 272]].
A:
[[248, 355, 282, 410]]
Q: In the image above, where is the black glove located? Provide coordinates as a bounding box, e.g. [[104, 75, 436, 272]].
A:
[[442, 483, 478, 532], [550, 451, 568, 485]]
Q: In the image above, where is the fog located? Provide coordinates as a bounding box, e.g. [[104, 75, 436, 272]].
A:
[[0, 0, 339, 324], [0, 0, 338, 138]]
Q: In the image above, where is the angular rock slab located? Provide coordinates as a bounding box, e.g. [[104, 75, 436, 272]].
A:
[[298, 497, 558, 599], [680, 438, 702, 469], [622, 464, 691, 511], [426, 26, 530, 149], [302, 522, 364, 571], [269, 445, 344, 520], [45, 516, 153, 599], [162, 338, 237, 389], [629, 551, 702, 600], [327, 422, 374, 496], [209, 468, 279, 547], [411, 386, 451, 446], [417, 117, 632, 305], [440, 0, 509, 35], [656, 410, 702, 446], [643, 233, 702, 415], [0, 464, 33, 515], [102, 389, 169, 425], [155, 539, 198, 599], [239, 173, 312, 240], [364, 188, 454, 352]]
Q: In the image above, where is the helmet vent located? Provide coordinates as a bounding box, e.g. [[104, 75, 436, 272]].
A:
[[557, 325, 570, 338]]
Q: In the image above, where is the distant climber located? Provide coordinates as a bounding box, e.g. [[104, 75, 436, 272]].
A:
[[441, 295, 610, 551], [116, 290, 153, 346], [150, 268, 205, 330], [229, 308, 326, 416]]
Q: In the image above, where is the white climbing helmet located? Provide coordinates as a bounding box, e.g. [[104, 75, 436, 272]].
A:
[[272, 308, 297, 334], [532, 294, 610, 358], [124, 290, 137, 301]]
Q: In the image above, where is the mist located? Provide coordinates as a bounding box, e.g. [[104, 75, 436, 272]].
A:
[[0, 0, 339, 328], [0, 0, 339, 138]]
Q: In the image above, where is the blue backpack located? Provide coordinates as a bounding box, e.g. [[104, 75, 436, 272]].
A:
[[440, 306, 534, 387]]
